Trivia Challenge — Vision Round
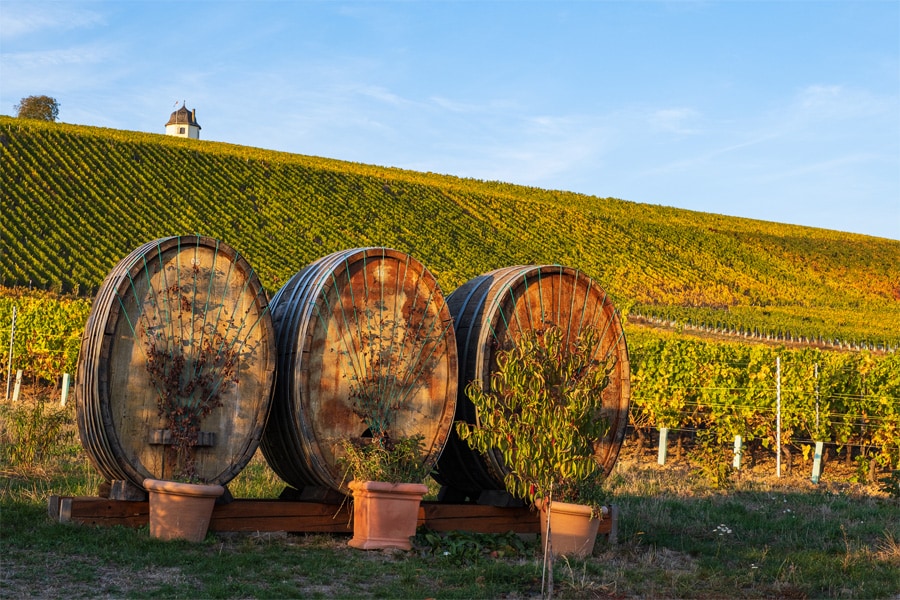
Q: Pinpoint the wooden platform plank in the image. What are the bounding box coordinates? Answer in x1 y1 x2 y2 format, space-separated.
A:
49 496 613 537
210 500 353 533
419 503 539 533
60 496 150 528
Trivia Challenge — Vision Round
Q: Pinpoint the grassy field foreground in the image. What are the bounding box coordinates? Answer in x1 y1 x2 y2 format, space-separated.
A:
1 393 899 599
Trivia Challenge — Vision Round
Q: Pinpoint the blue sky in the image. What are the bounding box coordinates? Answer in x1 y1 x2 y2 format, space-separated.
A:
2 1 898 240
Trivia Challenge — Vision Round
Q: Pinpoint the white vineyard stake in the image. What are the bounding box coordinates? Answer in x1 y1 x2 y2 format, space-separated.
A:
60 373 71 407
657 427 669 466
811 441 825 484
12 369 23 403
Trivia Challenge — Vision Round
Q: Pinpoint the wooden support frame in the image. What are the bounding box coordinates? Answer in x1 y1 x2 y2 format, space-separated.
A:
48 496 616 540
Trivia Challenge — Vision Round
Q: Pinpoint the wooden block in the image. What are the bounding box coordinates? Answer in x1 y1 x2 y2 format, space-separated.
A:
148 429 215 447
278 487 303 501
59 497 72 523
47 495 61 521
217 485 234 505
436 486 473 503
109 480 147 501
97 481 112 498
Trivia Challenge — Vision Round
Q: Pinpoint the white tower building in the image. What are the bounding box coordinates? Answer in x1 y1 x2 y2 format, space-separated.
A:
165 104 201 139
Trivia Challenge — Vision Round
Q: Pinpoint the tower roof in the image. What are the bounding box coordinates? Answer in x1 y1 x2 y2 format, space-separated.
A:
165 104 201 129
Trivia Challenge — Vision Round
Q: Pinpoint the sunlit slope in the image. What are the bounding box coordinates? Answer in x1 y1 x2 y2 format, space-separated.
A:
1 116 898 345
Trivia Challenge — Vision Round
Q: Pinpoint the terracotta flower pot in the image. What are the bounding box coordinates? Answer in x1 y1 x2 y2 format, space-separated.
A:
144 478 224 542
539 499 601 558
348 480 428 550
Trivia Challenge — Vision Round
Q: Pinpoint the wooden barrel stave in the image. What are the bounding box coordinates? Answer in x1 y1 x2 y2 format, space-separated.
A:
76 236 276 489
262 247 458 493
78 240 161 484
263 255 330 488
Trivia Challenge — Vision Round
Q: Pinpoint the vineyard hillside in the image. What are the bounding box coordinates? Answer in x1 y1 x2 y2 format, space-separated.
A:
2 116 899 347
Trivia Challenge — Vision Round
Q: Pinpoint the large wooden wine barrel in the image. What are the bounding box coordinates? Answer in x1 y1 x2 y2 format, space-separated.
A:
76 236 276 488
434 265 630 499
261 247 458 493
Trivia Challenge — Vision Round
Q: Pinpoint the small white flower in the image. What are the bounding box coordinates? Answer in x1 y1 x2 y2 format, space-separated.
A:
713 524 733 535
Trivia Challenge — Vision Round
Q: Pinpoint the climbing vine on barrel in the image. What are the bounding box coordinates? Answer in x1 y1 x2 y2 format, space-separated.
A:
137 261 255 482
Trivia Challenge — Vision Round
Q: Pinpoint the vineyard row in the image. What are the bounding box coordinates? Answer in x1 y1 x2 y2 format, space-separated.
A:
627 331 900 470
3 298 897 471
629 310 898 353
3 116 899 347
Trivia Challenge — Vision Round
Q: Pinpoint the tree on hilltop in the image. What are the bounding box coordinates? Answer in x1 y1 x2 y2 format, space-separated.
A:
15 96 59 121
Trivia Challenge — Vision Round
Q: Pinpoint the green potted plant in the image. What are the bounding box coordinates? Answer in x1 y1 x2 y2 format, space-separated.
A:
339 431 431 550
336 306 442 551
456 325 613 557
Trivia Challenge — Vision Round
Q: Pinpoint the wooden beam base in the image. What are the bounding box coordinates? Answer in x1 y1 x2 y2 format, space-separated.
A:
48 496 616 539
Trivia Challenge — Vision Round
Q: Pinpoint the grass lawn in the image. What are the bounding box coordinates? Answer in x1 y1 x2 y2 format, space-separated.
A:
2 390 899 598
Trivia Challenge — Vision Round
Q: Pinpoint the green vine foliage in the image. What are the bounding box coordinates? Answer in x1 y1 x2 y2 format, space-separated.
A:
457 325 612 508
0 291 90 382
0 395 74 468
628 330 900 469
3 115 899 349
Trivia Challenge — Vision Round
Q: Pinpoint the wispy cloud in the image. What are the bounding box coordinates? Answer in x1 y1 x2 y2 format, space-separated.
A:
1 44 113 69
794 84 886 118
648 108 702 135
354 85 410 108
0 3 103 38
640 129 782 177
430 112 611 187
0 43 123 99
429 96 479 114
756 153 884 184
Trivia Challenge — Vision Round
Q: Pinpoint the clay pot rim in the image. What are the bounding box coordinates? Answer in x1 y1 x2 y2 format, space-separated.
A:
348 480 429 494
143 478 225 498
537 498 602 518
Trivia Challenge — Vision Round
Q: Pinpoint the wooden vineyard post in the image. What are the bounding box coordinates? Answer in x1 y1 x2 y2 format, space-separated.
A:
776 356 782 478
4 305 15 401
657 427 669 466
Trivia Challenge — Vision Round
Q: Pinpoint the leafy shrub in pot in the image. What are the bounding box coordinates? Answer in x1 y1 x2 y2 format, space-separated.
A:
456 325 613 513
